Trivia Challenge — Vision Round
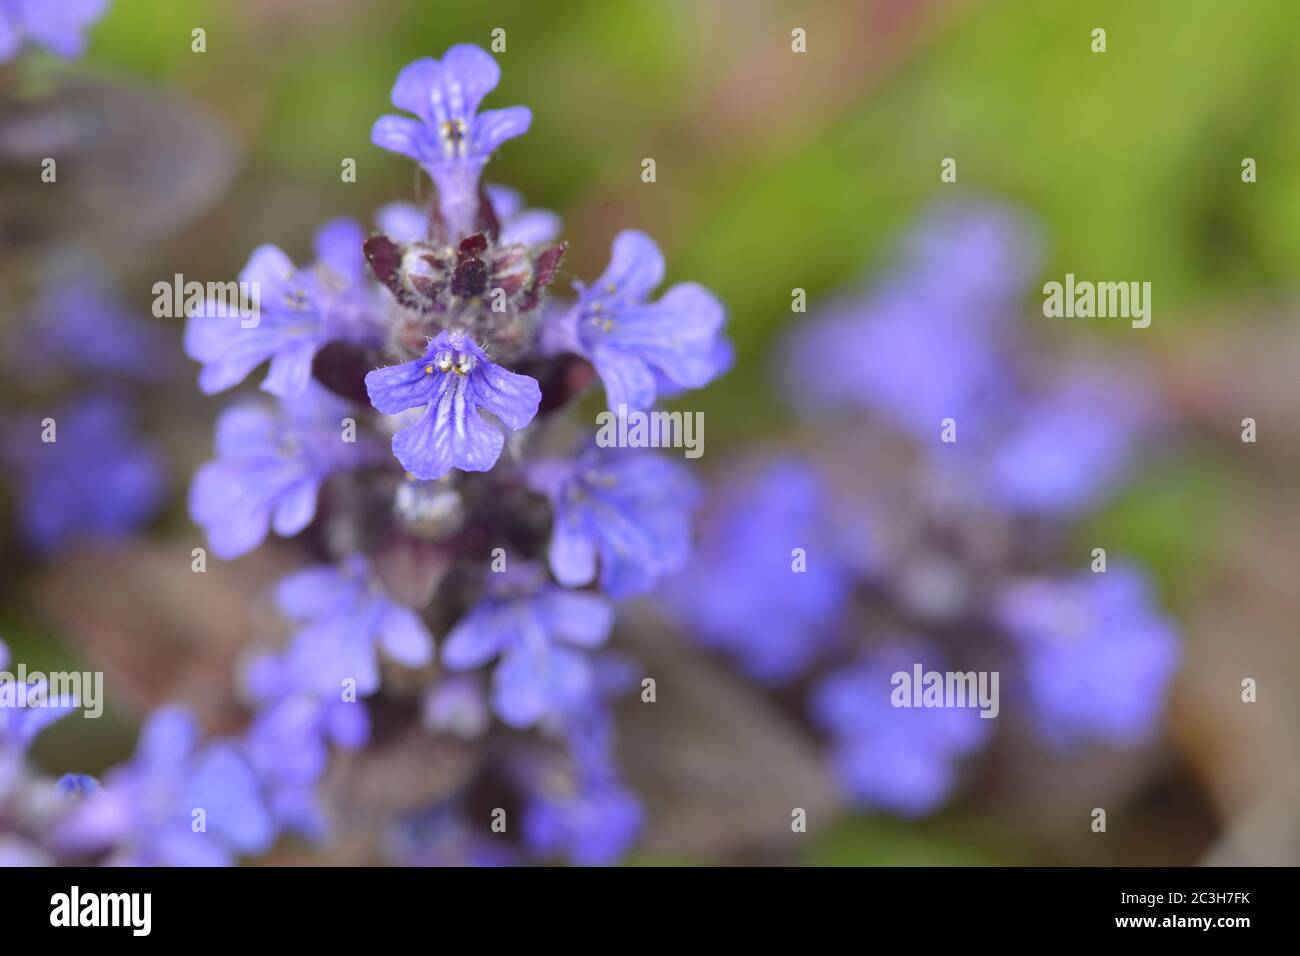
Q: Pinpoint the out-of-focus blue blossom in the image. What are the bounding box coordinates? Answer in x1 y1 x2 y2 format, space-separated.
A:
442 564 613 729
984 369 1159 516
520 653 643 865
527 446 699 597
0 0 110 62
185 219 386 398
365 329 541 479
2 393 167 556
549 230 729 412
996 565 1180 748
189 383 372 558
811 644 991 816
371 45 531 239
483 185 563 247
784 203 1039 443
241 649 369 839
521 771 644 866
664 457 854 683
59 706 274 866
276 555 434 698
10 263 174 383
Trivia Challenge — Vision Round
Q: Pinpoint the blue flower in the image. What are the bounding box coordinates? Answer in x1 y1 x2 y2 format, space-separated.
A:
365 329 541 479
185 218 386 398
441 564 613 728
811 644 991 816
664 457 854 683
522 775 644 866
189 384 372 558
2 393 167 556
984 370 1159 516
0 0 110 62
10 260 174 383
241 650 370 839
371 45 531 240
483 185 562 247
276 555 434 697
783 203 1037 443
996 565 1180 748
515 654 644 865
58 706 275 866
555 230 729 412
527 447 699 597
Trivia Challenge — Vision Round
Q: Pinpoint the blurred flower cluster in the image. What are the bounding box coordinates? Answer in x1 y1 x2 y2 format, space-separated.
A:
664 204 1181 816
6 40 732 865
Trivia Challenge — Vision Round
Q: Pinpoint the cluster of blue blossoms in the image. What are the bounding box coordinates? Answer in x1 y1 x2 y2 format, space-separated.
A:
664 204 1180 816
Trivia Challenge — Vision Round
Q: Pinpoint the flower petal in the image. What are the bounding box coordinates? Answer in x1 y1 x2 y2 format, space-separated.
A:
378 604 434 668
312 217 366 283
443 605 509 669
471 105 531 157
549 512 598 588
593 231 665 306
371 115 429 162
591 345 656 412
538 590 614 648
271 478 320 537
472 360 541 430
364 356 439 415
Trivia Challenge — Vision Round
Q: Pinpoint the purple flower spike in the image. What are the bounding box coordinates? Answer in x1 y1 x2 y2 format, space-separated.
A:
185 218 386 398
277 555 435 697
527 447 699 597
0 0 110 62
371 45 531 239
441 564 614 729
365 329 540 480
189 384 372 559
996 565 1180 749
563 230 729 412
